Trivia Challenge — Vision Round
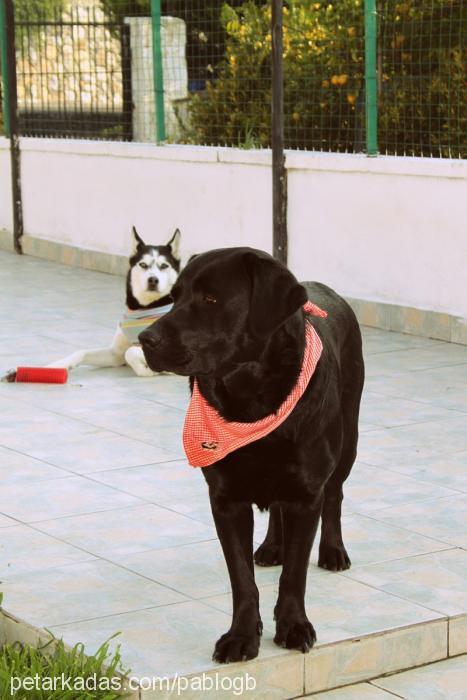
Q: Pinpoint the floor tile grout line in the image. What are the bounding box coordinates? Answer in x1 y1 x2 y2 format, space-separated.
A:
447 617 450 658
367 654 467 697
340 545 458 573
368 679 418 698
354 461 467 495
0 387 187 437
78 457 184 476
348 503 467 545
76 472 216 526
0 382 187 414
351 490 466 517
47 599 236 633
348 494 466 522
43 599 216 632
2 532 221 604
363 389 467 410
360 416 467 431
0 431 183 471
361 388 467 409
8 501 155 526
365 357 467 372
360 415 467 436
336 564 464 620
21 517 220 576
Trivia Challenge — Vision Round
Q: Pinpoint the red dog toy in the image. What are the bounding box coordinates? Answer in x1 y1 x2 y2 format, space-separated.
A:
3 367 68 384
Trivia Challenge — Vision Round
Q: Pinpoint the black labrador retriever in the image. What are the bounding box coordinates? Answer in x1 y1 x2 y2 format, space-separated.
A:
139 247 364 663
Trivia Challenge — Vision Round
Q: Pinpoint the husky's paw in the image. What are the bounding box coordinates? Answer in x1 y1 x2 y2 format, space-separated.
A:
125 346 156 377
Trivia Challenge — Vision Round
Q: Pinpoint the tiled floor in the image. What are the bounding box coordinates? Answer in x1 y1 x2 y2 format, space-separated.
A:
311 654 467 699
0 249 466 698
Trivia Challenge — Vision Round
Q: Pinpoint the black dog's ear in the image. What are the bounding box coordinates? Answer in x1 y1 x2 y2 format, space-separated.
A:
167 229 181 260
131 226 145 254
244 252 308 337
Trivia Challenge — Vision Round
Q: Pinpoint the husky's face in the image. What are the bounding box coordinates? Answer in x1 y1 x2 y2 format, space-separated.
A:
128 227 181 308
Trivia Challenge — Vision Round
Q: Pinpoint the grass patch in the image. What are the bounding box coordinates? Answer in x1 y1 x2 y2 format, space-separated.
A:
0 594 130 699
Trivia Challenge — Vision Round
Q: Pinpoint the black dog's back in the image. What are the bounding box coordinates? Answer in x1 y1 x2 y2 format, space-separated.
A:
302 281 362 354
303 279 364 442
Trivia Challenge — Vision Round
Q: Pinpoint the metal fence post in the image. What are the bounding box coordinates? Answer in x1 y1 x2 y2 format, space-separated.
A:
0 0 23 253
271 0 287 265
0 0 11 136
364 0 378 155
150 0 166 143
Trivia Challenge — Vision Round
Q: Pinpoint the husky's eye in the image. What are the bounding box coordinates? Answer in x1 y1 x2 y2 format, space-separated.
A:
203 294 217 305
139 262 148 270
159 262 169 270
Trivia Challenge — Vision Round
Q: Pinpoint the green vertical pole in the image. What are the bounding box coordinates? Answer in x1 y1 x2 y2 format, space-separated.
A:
364 0 378 155
150 0 166 143
0 0 11 136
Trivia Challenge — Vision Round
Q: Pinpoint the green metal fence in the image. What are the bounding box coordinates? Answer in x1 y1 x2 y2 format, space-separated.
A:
1 0 465 157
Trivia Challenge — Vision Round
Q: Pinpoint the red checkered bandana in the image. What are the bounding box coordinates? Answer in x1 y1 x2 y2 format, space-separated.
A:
183 301 327 467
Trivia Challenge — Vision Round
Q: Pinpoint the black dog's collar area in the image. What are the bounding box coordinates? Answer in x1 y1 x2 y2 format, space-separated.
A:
183 302 327 468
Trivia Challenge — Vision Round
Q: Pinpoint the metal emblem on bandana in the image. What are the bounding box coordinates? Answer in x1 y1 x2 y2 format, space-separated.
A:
201 441 219 450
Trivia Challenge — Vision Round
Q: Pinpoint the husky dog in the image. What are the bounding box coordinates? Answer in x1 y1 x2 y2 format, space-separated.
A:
48 227 181 377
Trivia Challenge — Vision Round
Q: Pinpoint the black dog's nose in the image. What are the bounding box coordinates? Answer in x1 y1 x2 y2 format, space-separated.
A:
147 277 158 289
139 330 161 348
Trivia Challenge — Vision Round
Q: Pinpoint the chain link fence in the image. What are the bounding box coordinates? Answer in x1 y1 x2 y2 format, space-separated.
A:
1 0 465 157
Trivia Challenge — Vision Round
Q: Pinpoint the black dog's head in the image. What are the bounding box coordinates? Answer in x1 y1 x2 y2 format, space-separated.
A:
139 247 307 377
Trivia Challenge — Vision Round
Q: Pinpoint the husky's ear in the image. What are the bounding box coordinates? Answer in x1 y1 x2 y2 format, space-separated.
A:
244 251 307 338
167 229 181 260
131 226 145 254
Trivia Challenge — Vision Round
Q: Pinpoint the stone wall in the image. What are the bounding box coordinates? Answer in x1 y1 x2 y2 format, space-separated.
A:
15 1 188 141
16 3 123 113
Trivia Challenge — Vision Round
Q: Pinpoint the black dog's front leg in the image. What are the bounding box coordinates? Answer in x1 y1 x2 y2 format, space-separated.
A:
210 497 262 663
274 495 323 652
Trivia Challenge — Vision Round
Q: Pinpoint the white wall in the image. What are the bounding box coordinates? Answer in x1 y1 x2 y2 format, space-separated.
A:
0 137 12 232
7 137 467 319
19 138 272 262
287 152 467 318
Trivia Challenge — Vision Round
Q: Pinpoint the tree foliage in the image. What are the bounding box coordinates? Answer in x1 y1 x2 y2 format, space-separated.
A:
181 0 466 156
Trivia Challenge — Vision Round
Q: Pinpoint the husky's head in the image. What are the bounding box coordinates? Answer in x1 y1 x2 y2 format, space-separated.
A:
127 227 181 309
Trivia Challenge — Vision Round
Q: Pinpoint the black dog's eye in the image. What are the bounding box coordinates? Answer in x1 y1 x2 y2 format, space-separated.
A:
139 262 148 270
159 263 169 270
204 294 217 304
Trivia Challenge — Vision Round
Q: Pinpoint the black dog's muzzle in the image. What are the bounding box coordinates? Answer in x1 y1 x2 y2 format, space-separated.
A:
139 326 192 373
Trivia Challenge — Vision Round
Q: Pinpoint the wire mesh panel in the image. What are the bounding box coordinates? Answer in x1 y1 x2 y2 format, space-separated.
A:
183 1 366 152
13 0 147 140
378 0 466 158
3 0 466 156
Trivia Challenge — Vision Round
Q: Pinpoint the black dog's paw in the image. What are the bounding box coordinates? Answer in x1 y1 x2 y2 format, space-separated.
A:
318 542 351 571
274 618 316 653
254 542 283 567
212 627 262 663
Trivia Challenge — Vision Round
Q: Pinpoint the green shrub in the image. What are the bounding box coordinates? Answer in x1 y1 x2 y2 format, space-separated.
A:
378 0 466 157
